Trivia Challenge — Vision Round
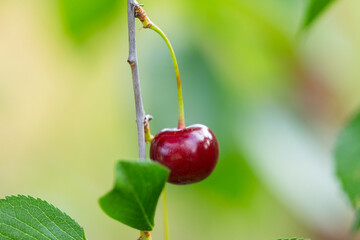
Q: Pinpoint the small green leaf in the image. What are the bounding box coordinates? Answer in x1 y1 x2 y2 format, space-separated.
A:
59 0 121 42
0 195 86 240
335 111 360 230
99 160 169 231
303 0 336 28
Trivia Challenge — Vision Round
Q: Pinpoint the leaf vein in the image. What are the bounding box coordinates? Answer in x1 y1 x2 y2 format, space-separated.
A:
0 229 12 240
30 204 77 240
18 204 57 240
0 222 37 240
0 207 52 240
124 169 153 229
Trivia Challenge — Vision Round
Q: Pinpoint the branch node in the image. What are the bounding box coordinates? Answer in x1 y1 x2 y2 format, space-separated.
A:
144 114 154 143
127 59 135 68
134 5 153 28
144 114 153 125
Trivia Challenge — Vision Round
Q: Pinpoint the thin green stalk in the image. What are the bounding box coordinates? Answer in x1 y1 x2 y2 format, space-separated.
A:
149 24 185 129
134 6 185 129
162 187 170 240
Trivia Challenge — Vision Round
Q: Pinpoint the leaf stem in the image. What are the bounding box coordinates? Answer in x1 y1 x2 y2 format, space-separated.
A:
162 187 170 240
139 231 152 240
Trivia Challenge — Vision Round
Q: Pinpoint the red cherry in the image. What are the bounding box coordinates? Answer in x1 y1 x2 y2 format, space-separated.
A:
150 124 219 185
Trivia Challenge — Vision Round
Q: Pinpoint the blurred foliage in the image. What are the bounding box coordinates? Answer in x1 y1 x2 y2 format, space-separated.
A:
197 151 257 205
59 0 122 42
183 0 297 101
335 111 360 231
277 239 310 240
303 0 336 28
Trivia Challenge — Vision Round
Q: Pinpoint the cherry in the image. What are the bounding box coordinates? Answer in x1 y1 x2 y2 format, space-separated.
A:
150 124 219 185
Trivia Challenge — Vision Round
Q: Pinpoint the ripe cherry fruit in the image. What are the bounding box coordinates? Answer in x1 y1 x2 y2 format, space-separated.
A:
150 124 219 185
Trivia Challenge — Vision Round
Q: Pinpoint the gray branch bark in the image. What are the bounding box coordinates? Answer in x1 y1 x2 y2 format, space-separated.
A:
127 0 146 160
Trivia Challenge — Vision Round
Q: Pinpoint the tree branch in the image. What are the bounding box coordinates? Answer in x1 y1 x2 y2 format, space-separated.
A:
127 0 146 160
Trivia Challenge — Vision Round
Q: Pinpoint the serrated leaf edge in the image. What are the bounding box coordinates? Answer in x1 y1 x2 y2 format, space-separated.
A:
0 195 85 240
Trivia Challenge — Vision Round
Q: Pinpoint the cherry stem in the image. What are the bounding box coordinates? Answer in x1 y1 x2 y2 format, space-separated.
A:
134 5 185 129
149 24 185 129
162 187 170 240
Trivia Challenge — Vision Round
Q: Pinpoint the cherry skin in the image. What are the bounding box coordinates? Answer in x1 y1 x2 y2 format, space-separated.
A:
150 124 219 185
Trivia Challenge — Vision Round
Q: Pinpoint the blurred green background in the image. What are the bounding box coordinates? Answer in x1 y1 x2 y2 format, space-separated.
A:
1 0 360 239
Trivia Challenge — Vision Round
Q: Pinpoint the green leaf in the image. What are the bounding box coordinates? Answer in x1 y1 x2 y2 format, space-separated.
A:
99 160 169 231
59 0 121 42
303 0 336 28
335 111 360 230
0 195 86 240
